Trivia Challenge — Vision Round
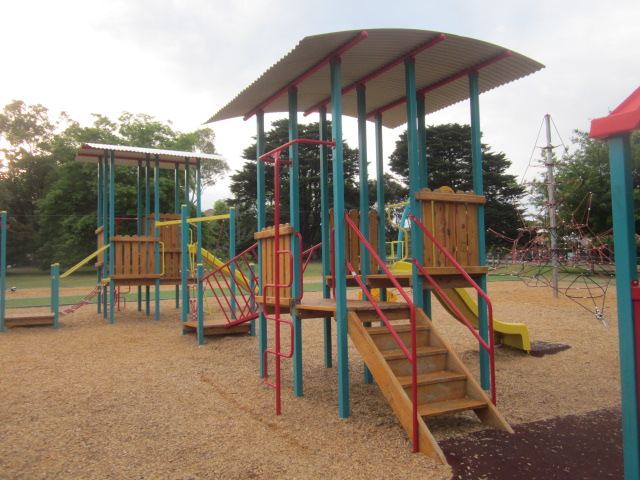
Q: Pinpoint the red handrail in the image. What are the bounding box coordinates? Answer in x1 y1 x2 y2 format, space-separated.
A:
258 138 336 415
410 213 496 405
343 212 420 453
199 243 259 326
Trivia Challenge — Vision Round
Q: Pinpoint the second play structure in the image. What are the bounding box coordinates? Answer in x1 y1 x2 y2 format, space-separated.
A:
206 29 543 462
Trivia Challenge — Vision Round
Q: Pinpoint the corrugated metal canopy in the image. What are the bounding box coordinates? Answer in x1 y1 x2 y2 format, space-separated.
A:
75 143 225 169
206 28 544 129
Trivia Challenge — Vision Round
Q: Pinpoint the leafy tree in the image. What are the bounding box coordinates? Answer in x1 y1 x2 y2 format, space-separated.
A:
388 123 526 249
542 129 640 235
229 119 360 250
0 101 227 268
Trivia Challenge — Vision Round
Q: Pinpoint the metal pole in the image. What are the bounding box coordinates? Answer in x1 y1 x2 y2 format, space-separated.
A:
197 263 204 345
256 110 267 378
608 133 640 480
405 57 424 310
375 113 387 303
181 204 190 331
289 87 304 397
51 263 59 329
545 114 559 297
154 154 161 321
319 107 332 368
0 211 6 332
331 56 350 418
469 72 490 390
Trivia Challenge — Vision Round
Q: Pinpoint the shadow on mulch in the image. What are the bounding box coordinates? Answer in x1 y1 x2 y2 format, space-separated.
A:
440 407 623 480
528 340 571 357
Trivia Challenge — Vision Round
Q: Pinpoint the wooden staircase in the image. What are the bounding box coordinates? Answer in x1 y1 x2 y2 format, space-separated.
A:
347 306 513 464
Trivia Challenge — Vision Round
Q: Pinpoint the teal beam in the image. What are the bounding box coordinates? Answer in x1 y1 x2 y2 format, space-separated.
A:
109 150 116 325
405 58 424 310
154 154 161 321
289 86 304 397
51 263 59 329
469 72 490 390
608 133 640 480
181 204 190 331
196 158 203 267
145 156 151 316
184 158 190 206
97 158 103 314
331 56 350 418
174 163 180 309
374 114 387 304
417 94 431 317
102 153 109 318
0 211 6 332
138 161 143 312
197 263 205 345
229 207 237 318
256 110 268 378
319 107 332 368
357 84 373 385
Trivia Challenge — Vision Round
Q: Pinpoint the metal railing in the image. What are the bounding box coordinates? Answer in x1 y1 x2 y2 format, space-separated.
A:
410 213 496 404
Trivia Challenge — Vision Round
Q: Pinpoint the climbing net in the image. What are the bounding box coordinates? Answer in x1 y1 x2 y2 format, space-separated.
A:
489 194 615 324
59 281 109 316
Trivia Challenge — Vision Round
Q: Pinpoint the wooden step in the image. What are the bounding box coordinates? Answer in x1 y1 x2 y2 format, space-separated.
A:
418 397 487 419
396 370 466 388
382 346 448 376
183 321 251 336
5 314 55 328
367 323 430 351
398 371 468 404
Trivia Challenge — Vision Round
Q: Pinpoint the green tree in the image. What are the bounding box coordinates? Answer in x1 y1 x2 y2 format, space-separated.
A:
1 101 228 268
0 101 61 264
543 129 640 235
229 119 360 250
388 123 525 249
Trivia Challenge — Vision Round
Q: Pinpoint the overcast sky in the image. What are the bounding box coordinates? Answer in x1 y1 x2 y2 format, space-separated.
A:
1 0 638 208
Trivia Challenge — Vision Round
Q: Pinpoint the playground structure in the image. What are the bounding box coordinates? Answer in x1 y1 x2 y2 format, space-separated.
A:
1 145 252 340
488 209 615 324
206 28 544 462
589 86 640 479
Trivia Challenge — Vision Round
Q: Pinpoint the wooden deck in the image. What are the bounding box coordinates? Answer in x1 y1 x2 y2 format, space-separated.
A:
259 298 412 321
182 321 251 336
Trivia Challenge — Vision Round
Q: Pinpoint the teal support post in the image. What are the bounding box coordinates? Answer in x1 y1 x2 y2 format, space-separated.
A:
0 211 6 332
417 95 431 317
331 56 350 418
405 58 424 310
154 154 161 321
256 110 268 378
184 158 190 207
608 134 640 480
357 84 373 385
229 207 237 318
137 161 143 312
97 158 103 314
145 156 151 316
197 263 205 345
319 107 332 368
249 263 256 336
108 150 116 325
51 263 59 329
375 114 387 304
181 204 190 332
102 153 109 318
289 86 304 397
196 158 203 265
174 163 181 309
469 72 490 390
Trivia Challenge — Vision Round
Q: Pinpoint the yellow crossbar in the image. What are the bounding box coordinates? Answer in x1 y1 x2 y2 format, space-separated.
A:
61 244 110 278
155 213 230 227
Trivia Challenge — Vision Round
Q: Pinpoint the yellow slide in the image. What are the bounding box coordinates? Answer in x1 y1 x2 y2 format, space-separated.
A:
190 246 253 293
389 261 530 352
433 288 531 352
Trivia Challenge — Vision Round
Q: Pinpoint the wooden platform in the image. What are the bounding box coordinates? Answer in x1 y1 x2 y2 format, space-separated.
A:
259 298 412 321
4 314 55 328
182 321 251 336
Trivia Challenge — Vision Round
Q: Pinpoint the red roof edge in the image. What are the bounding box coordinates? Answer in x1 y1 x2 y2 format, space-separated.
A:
590 86 640 140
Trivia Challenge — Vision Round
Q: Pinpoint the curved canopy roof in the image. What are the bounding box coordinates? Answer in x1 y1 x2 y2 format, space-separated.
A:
206 28 544 129
75 143 225 169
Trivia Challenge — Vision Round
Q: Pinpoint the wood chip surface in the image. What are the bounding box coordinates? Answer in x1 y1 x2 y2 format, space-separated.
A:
0 282 621 479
